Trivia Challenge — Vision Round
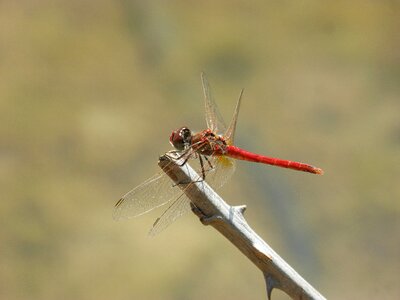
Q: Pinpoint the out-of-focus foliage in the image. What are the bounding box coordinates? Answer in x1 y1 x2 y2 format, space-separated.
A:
1 1 399 299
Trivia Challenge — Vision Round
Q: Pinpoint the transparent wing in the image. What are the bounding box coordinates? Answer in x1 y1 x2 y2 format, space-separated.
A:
201 72 227 134
206 154 236 189
224 89 244 145
113 172 182 221
147 154 235 236
176 151 236 190
148 193 192 236
147 161 203 236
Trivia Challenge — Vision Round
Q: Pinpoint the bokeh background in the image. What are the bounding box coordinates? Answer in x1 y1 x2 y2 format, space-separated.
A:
1 1 399 299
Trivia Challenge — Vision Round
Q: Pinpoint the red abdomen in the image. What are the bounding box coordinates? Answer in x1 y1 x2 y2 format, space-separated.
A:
225 145 323 175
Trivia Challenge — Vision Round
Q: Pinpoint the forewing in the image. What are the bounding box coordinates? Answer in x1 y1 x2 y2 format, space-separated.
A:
224 89 244 145
113 173 182 220
201 72 226 134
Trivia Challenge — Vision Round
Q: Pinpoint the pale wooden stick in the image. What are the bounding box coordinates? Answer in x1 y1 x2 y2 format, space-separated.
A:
158 153 326 300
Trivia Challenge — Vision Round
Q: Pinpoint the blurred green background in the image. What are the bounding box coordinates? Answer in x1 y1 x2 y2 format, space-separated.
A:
1 1 399 299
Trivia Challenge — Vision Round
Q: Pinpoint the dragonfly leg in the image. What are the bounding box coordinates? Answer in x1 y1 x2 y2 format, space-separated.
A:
166 149 191 164
199 155 206 180
203 155 214 170
178 139 211 165
169 140 211 168
193 153 215 182
170 156 208 188
175 147 201 167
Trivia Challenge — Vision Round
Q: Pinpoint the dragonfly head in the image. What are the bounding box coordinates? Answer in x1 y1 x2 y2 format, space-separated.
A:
169 127 192 151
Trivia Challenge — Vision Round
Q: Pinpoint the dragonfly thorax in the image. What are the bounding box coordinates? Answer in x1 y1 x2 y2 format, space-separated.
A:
169 127 192 150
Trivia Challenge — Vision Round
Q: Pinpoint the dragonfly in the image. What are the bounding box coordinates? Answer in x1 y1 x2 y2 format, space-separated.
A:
114 73 323 235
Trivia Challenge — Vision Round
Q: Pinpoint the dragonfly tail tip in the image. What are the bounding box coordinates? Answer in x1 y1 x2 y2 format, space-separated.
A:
314 168 324 175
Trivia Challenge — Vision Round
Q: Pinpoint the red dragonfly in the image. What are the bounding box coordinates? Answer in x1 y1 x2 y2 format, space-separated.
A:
114 73 323 235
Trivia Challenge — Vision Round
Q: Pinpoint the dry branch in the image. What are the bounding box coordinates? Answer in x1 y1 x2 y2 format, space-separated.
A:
158 153 326 300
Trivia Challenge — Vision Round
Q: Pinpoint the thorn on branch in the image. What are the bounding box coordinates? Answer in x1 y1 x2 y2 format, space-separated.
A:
265 273 280 300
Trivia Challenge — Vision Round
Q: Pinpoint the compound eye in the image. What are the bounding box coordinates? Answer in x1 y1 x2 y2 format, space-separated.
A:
169 127 192 150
